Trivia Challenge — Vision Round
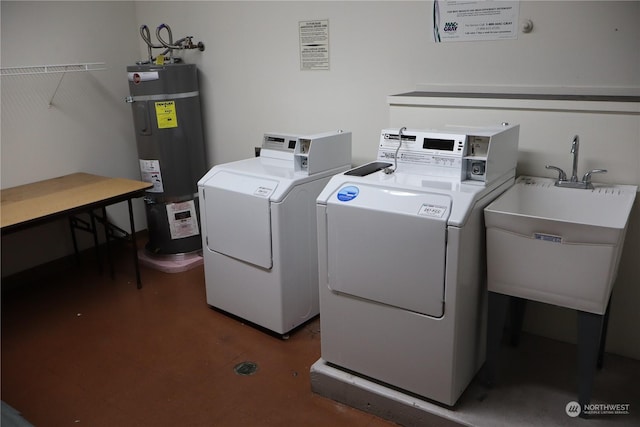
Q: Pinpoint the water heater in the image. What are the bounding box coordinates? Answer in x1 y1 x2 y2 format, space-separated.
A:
126 62 206 255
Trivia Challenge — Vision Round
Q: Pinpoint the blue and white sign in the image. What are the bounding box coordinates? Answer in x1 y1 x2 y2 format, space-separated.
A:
337 186 359 202
433 0 520 43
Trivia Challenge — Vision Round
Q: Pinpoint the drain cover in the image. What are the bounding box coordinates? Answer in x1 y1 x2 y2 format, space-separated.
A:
234 361 258 376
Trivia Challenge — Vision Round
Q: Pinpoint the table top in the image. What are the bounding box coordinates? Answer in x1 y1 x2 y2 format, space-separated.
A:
1 172 152 231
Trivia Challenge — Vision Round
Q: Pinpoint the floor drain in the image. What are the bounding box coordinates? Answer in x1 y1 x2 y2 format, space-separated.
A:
234 361 258 376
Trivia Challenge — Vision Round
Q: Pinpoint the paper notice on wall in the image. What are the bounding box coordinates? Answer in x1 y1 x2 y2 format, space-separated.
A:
433 0 519 42
299 19 330 70
166 200 200 240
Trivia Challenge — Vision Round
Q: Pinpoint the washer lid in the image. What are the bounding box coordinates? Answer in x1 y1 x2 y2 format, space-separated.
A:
326 184 450 317
201 170 277 269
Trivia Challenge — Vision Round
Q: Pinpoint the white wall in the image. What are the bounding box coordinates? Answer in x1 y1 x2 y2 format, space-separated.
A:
132 0 639 169
1 1 143 276
2 1 639 357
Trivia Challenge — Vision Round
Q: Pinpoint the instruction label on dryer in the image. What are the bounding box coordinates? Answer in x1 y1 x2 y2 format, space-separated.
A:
418 204 448 218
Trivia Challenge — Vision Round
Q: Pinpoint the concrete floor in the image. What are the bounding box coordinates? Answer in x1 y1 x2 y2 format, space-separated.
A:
2 243 638 426
311 333 640 426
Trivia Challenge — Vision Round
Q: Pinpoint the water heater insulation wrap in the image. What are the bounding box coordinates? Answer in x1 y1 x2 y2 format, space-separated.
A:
127 63 206 254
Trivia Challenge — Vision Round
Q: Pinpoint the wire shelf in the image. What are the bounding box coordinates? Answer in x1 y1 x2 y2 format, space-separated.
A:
0 63 106 76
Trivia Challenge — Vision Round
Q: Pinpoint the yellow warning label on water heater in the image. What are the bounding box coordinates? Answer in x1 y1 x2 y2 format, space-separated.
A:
155 101 178 129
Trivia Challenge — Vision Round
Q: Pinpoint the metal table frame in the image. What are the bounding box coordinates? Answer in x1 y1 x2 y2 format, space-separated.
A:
1 173 152 288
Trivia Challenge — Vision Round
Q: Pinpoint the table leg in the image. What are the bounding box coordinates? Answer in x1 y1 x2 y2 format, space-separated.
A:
68 217 80 265
89 211 102 275
128 199 142 289
101 206 115 279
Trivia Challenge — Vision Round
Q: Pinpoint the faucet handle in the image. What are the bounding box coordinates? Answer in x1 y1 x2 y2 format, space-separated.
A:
545 165 567 181
582 169 607 184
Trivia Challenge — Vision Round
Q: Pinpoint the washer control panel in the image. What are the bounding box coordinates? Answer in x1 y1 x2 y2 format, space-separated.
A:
375 125 519 184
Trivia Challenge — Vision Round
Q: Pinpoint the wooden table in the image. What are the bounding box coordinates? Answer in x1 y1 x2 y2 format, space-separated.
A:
1 173 153 288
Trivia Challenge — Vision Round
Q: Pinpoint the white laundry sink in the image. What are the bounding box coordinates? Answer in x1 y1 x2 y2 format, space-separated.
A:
485 176 637 314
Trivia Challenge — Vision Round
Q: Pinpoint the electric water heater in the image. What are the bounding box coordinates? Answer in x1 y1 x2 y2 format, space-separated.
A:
126 63 206 255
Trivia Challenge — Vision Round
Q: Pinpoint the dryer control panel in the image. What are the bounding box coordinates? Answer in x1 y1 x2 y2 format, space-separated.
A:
262 133 300 151
292 130 352 176
259 130 352 176
377 124 519 184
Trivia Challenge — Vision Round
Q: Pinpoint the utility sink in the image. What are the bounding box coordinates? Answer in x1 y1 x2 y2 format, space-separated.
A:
485 176 637 314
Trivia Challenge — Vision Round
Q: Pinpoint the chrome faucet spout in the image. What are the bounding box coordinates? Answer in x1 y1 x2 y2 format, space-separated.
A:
570 135 579 182
547 134 607 189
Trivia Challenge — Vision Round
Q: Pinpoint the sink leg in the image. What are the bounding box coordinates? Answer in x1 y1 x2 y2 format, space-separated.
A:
483 291 510 387
597 298 611 370
509 297 527 347
577 310 603 417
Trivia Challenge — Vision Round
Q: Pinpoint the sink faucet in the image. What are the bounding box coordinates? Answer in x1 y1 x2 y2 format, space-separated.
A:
570 135 579 182
545 134 607 189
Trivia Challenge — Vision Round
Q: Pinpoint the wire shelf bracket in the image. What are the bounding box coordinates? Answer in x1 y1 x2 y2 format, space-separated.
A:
0 62 106 108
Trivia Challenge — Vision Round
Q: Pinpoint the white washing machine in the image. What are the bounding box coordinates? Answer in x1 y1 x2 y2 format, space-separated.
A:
313 124 519 406
198 130 351 336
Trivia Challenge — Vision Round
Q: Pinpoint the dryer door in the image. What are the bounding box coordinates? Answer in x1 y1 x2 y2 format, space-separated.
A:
202 170 277 269
326 183 451 317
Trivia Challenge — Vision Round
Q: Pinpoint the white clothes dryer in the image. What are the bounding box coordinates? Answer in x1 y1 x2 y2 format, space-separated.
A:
198 131 351 336
313 124 518 405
